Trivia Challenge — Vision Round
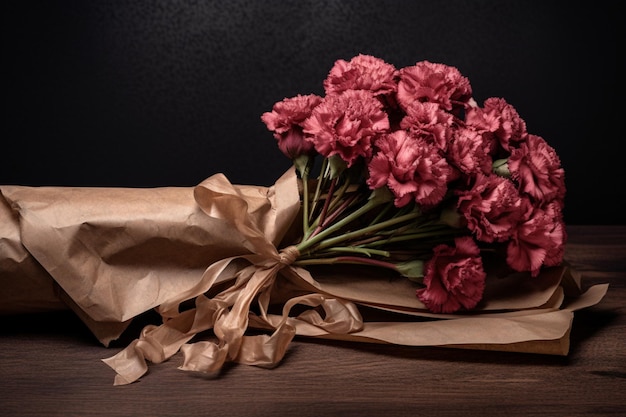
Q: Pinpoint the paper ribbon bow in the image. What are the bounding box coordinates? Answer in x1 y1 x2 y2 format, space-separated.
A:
102 168 363 385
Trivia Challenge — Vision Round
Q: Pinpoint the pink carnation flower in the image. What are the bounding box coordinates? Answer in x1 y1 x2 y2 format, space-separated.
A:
367 130 453 208
507 134 566 205
466 97 527 152
446 127 492 177
399 101 455 151
323 54 398 97
506 200 566 276
416 236 486 313
396 61 472 114
261 94 323 159
303 90 390 167
457 174 523 243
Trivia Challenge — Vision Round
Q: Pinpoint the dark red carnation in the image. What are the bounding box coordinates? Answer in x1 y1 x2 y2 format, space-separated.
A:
466 98 528 152
446 127 492 177
508 134 566 205
416 236 486 313
456 174 524 243
506 200 566 276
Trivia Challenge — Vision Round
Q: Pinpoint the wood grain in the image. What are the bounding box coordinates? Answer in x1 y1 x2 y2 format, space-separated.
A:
1 225 624 417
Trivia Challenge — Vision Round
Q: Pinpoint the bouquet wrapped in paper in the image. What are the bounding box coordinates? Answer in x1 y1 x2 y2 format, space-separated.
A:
0 55 608 386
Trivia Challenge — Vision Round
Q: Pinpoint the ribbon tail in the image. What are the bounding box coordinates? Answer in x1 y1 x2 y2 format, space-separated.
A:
102 292 229 385
235 323 296 367
101 309 197 386
177 262 284 374
101 339 148 386
178 321 296 373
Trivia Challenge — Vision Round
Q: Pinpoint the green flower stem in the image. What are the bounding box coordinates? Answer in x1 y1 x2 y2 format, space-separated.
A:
296 197 389 254
314 246 391 258
301 168 310 235
325 176 353 216
294 255 400 272
316 211 423 251
315 177 337 233
307 177 359 237
365 227 465 247
311 192 361 238
308 157 329 225
300 209 422 255
370 201 394 226
374 221 443 237
343 234 387 247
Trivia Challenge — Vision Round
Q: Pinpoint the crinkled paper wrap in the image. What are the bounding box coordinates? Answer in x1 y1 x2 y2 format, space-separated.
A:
0 168 608 385
0 170 299 345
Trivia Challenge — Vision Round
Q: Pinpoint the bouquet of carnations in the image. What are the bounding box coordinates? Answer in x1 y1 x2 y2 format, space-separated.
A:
260 54 567 313
0 55 608 386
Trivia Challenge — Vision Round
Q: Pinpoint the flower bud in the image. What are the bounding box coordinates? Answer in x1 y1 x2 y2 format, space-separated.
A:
492 158 510 178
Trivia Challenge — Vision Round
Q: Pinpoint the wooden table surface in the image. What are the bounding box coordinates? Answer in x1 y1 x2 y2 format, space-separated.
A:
1 225 624 417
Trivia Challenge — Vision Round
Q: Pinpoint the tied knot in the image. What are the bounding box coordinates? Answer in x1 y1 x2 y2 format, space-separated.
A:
278 246 300 266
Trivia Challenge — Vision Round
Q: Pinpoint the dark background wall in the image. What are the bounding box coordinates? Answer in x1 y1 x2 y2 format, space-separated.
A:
2 1 622 224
